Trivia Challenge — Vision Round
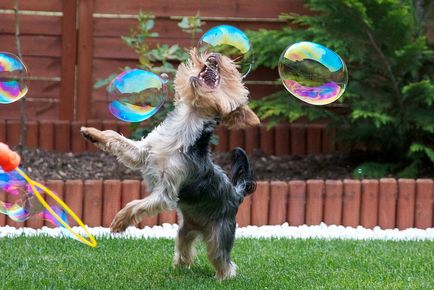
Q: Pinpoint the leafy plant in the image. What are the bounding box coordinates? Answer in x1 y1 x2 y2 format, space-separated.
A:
95 12 204 139
248 0 434 177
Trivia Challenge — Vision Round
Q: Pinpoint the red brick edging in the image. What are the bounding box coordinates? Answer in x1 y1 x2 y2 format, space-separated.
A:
1 178 432 230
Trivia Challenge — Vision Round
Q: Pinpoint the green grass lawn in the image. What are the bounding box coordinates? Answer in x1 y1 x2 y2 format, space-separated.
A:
0 237 433 289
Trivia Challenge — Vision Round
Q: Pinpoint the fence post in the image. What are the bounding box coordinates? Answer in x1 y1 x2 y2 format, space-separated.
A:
269 181 288 225
287 180 306 226
396 179 415 230
324 180 343 225
305 180 324 225
59 0 78 120
360 180 379 228
415 179 433 229
378 178 397 229
76 0 94 121
251 181 270 226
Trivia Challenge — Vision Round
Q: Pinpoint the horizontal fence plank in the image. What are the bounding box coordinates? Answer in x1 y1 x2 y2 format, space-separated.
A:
0 35 61 57
20 55 61 78
93 0 305 18
93 17 285 38
0 0 63 11
0 101 59 120
1 14 62 35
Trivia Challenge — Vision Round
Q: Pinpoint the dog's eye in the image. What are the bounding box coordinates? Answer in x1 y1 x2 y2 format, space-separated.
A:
198 25 253 78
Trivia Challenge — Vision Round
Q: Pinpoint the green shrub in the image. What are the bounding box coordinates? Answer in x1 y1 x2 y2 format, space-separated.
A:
248 0 433 177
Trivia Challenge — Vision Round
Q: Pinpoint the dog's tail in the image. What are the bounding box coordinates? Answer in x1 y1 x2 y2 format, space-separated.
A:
231 147 256 196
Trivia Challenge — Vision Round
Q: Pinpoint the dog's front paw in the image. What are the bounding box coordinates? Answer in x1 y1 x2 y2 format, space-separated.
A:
81 127 120 151
110 209 133 233
81 126 107 144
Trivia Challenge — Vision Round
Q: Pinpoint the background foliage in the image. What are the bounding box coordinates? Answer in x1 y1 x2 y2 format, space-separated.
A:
248 0 433 177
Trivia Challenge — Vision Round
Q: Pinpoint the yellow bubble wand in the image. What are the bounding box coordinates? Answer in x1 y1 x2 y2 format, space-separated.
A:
0 143 97 247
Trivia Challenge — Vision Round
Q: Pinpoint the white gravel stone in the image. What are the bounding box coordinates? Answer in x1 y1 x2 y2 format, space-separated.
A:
1 223 434 241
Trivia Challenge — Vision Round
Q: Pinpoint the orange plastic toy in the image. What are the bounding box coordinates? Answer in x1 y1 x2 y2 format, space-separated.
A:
0 143 20 172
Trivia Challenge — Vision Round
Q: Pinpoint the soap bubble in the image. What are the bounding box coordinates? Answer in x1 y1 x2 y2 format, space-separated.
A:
0 52 29 104
199 25 253 77
107 69 167 122
278 42 348 105
0 168 68 226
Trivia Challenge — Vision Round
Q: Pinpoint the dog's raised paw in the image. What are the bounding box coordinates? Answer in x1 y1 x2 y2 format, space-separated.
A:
80 128 98 143
80 127 109 145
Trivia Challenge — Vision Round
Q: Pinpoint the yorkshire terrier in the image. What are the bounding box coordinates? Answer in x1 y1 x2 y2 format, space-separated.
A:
81 49 260 280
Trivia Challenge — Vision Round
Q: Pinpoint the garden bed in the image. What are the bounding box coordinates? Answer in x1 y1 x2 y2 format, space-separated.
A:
18 148 434 181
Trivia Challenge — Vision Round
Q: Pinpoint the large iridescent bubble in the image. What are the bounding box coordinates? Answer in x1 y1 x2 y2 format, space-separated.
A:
198 25 253 77
0 52 29 104
0 168 67 226
278 42 348 105
107 69 166 122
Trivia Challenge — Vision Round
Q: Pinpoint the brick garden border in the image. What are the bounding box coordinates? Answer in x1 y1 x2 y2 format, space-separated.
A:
0 120 339 156
1 178 432 230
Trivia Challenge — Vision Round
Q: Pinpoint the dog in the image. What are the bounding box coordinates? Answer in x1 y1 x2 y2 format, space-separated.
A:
81 49 260 280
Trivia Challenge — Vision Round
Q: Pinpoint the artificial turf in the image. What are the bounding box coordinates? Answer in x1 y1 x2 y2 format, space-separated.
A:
0 237 433 289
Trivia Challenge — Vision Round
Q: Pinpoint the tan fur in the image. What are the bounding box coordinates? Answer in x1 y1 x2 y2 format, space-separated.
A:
222 104 260 130
174 49 260 128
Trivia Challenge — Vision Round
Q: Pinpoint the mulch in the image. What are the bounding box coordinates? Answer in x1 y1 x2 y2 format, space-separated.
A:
16 148 433 181
17 148 355 181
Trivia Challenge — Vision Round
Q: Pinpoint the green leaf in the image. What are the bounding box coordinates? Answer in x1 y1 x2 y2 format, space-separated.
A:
351 110 394 127
409 143 434 164
397 161 419 179
352 162 394 179
93 73 117 89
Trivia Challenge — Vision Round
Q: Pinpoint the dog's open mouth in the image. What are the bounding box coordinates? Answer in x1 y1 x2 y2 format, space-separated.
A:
197 55 220 89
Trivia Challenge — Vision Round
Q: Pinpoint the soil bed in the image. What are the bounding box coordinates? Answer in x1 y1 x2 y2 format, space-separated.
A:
18 148 433 181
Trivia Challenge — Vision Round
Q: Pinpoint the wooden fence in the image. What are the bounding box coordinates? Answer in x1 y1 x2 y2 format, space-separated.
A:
1 178 433 230
0 120 340 155
0 0 310 121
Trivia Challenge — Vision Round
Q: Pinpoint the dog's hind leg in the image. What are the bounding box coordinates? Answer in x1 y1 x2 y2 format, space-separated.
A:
80 127 147 170
110 192 169 232
205 219 238 280
173 222 199 268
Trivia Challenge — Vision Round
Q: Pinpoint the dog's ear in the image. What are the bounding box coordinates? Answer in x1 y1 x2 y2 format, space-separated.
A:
222 104 260 129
